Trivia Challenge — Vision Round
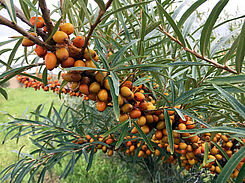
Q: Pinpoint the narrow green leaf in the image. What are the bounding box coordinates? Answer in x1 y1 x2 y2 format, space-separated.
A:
213 84 245 120
7 38 23 67
0 87 8 100
203 142 209 165
164 109 174 154
86 147 94 172
115 123 128 149
42 68 47 86
175 88 202 105
94 0 105 11
65 66 107 72
5 0 17 23
19 0 30 20
178 0 207 28
235 21 245 73
200 0 229 56
208 75 245 84
45 18 62 43
102 120 129 137
174 108 185 121
111 40 138 67
22 0 38 13
58 80 68 99
108 76 120 120
156 1 186 47
102 1 153 20
216 145 245 183
132 121 154 152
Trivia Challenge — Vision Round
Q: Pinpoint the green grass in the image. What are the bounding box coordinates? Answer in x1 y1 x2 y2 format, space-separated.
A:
0 88 134 183
0 88 61 174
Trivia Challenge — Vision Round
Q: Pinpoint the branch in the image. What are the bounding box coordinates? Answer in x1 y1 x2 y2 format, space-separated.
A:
0 15 55 51
81 0 114 55
0 0 47 40
158 26 238 74
39 0 54 35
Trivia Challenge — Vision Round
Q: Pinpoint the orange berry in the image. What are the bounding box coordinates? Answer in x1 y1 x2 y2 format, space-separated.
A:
137 116 146 126
74 60 85 67
60 23 74 35
119 114 129 123
73 36 85 48
34 45 47 57
79 84 89 95
53 31 68 43
186 120 195 129
134 92 145 101
179 142 187 150
61 57 75 68
89 82 100 93
30 16 44 28
45 52 57 71
121 103 133 113
98 89 108 101
178 123 186 130
155 130 163 140
96 101 107 112
129 109 141 119
55 47 69 61
141 125 150 134
120 86 132 98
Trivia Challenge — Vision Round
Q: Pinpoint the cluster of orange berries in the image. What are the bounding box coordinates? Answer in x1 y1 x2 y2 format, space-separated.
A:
20 17 245 180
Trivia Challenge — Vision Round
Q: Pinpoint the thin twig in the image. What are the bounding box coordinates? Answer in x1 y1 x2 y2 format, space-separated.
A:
39 0 54 35
0 15 55 51
158 26 238 74
81 0 114 55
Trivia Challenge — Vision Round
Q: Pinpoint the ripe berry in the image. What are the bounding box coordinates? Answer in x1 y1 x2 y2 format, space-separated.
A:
60 23 74 35
45 52 57 71
53 31 68 43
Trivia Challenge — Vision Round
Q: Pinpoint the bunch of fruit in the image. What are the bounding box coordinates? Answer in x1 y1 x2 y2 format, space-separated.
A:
16 74 245 179
19 17 245 181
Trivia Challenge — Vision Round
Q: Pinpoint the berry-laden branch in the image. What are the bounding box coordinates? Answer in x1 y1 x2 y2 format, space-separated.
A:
39 0 54 35
0 0 47 40
81 0 114 55
0 15 55 51
158 26 238 75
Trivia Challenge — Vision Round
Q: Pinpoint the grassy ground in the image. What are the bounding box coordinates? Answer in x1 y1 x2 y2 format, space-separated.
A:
0 88 61 174
0 88 134 183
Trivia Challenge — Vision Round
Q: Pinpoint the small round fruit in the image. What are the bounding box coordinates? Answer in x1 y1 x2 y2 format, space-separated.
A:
53 31 68 43
89 82 100 93
178 123 186 130
45 53 57 71
96 101 107 112
62 72 82 82
79 84 89 95
56 47 69 61
129 109 141 119
22 32 37 47
141 125 150 134
85 60 96 68
30 16 44 28
139 101 148 111
83 49 96 60
155 130 163 140
34 45 47 57
120 86 132 97
95 72 107 82
74 60 85 67
138 116 146 126
146 114 154 123
118 94 124 106
179 142 187 150
61 57 75 68
156 121 165 130
121 103 133 113
88 93 97 101
119 114 129 123
98 89 108 101
60 23 74 35
134 92 145 102
104 79 110 90
73 36 85 48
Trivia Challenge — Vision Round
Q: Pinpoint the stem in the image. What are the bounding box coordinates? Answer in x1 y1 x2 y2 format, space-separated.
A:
81 0 114 55
158 26 238 74
39 0 54 35
0 15 55 51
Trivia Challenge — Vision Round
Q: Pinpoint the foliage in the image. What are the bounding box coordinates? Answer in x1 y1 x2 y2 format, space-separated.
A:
0 0 244 182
